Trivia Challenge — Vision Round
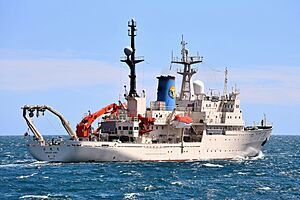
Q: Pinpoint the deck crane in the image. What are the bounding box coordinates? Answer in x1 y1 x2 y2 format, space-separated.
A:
76 103 122 138
137 114 155 135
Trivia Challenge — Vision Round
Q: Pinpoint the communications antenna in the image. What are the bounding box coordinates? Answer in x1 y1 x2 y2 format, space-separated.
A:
223 67 228 97
171 35 203 100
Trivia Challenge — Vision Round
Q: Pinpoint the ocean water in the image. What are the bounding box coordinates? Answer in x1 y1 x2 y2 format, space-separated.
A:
0 135 299 200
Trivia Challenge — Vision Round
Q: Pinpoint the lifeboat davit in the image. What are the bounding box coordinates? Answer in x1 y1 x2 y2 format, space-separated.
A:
171 114 193 128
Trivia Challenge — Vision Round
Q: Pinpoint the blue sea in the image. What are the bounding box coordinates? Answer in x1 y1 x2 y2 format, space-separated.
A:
0 135 299 200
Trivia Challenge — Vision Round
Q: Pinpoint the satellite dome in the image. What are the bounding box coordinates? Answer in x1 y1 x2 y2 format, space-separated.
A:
193 80 205 95
124 46 133 56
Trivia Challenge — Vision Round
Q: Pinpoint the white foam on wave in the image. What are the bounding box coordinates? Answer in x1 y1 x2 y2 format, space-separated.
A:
32 161 48 164
122 170 142 177
255 172 266 176
0 160 49 169
203 163 224 168
0 163 19 168
237 172 248 175
144 185 155 191
124 192 140 199
252 151 265 160
170 181 183 186
15 159 35 164
232 155 246 161
233 151 265 161
19 194 48 199
259 186 271 190
26 161 63 168
17 172 38 179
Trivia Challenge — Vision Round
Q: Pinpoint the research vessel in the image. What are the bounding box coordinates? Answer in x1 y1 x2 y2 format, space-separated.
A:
23 19 272 162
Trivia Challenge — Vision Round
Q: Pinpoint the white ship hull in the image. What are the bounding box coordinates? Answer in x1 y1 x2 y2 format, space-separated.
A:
26 129 271 162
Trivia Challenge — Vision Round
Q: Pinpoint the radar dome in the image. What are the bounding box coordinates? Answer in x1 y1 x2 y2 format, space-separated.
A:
193 80 205 95
124 46 133 56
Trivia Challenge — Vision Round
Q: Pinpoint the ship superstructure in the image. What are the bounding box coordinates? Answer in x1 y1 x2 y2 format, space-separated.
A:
23 19 272 162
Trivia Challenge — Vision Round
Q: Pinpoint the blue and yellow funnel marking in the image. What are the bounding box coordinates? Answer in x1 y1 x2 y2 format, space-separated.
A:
168 85 176 99
157 76 176 111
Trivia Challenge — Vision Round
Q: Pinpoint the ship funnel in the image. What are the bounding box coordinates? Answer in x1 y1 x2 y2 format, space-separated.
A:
157 76 176 111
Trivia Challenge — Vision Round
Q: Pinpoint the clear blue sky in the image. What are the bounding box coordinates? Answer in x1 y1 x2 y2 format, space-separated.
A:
1 0 299 135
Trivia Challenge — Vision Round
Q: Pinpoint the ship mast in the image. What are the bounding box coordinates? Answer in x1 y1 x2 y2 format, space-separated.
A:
121 19 144 97
223 67 228 97
172 36 202 101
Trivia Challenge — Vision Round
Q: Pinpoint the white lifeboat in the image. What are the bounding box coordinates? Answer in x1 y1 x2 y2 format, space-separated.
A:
171 114 193 128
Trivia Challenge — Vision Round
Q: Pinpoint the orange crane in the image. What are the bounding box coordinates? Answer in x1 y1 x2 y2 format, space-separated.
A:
138 114 155 135
76 103 121 138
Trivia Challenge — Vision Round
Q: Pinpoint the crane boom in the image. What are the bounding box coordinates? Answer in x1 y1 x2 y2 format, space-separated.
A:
76 103 121 138
137 114 155 135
